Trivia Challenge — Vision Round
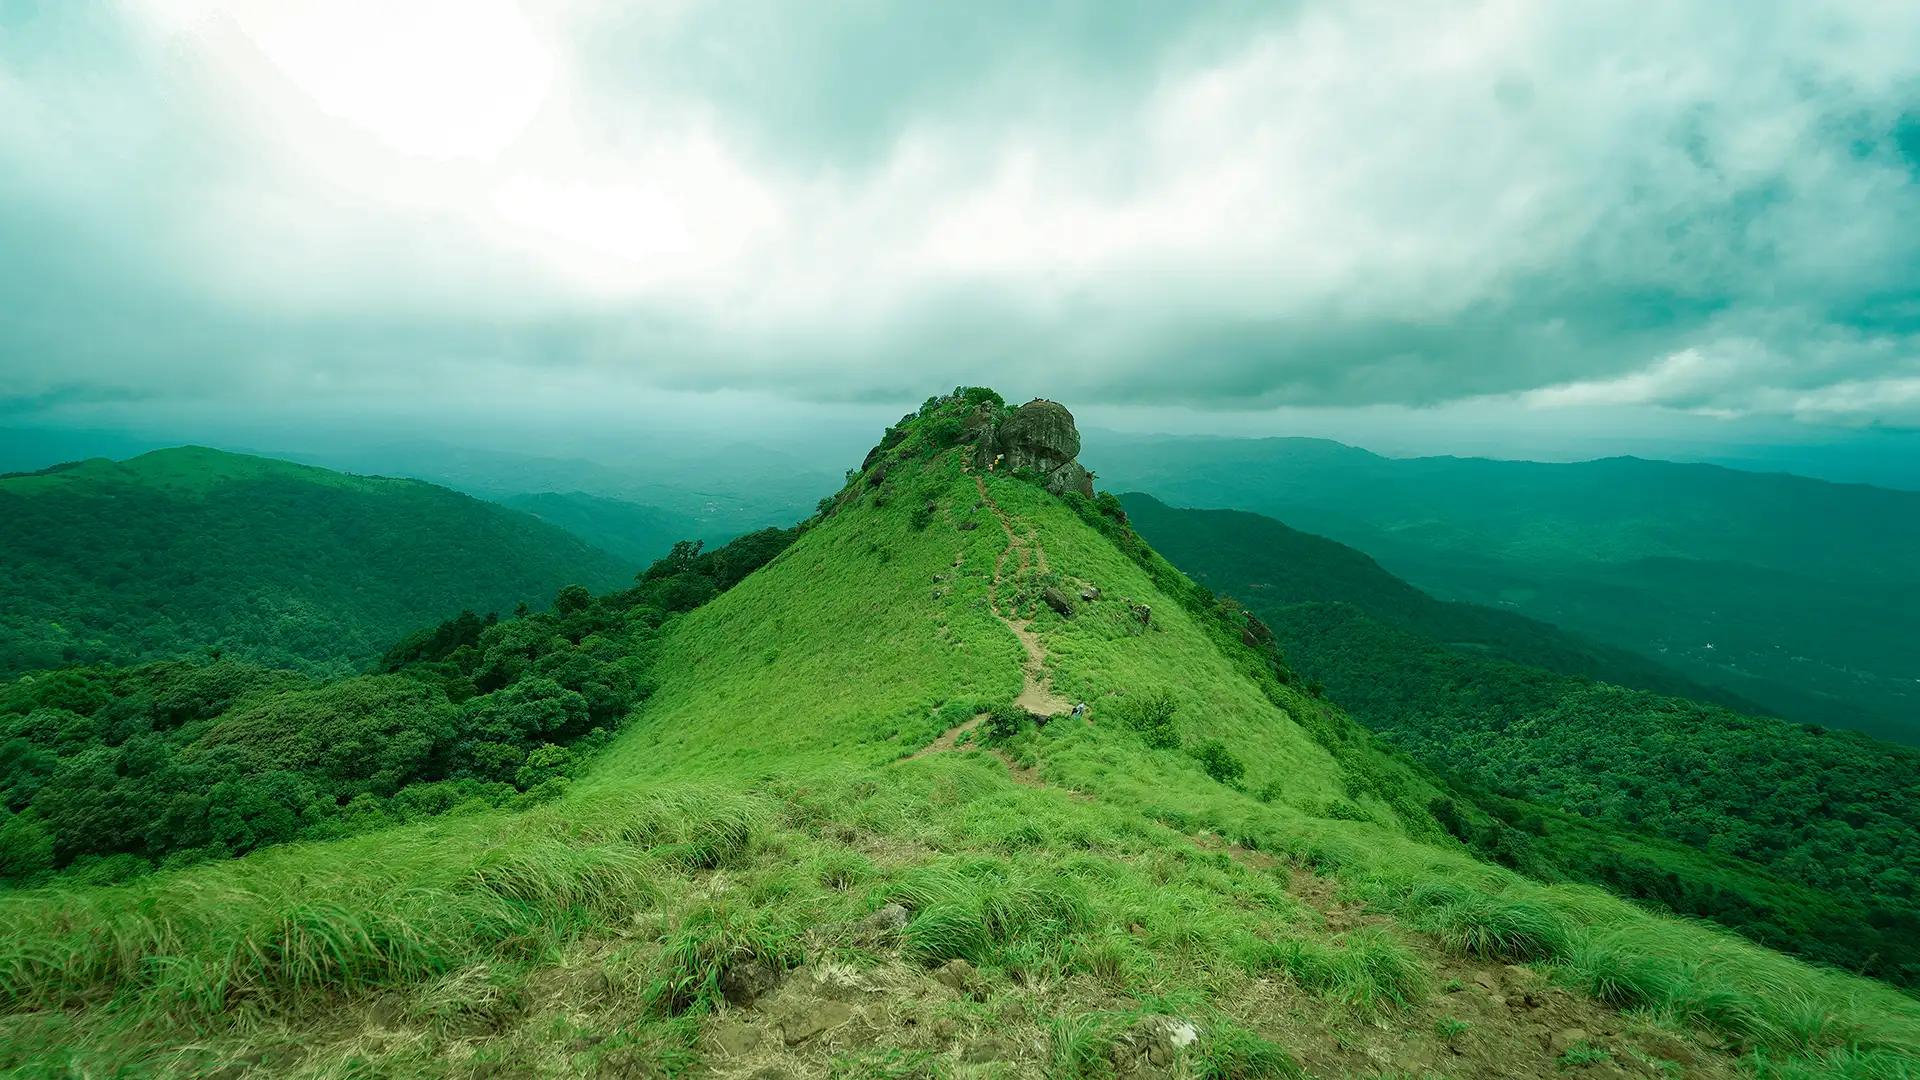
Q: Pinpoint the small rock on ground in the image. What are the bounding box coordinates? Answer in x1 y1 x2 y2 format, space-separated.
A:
778 1001 855 1046
719 959 780 1007
1550 1028 1593 1056
855 903 911 943
933 958 976 992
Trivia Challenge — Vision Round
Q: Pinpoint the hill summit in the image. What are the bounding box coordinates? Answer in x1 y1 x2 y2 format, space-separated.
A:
2 389 1915 1078
972 398 1096 498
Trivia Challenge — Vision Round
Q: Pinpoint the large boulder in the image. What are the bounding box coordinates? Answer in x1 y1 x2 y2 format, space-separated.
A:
975 399 1096 498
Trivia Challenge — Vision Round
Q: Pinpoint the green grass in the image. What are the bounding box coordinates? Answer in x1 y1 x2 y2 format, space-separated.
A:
0 403 1915 1077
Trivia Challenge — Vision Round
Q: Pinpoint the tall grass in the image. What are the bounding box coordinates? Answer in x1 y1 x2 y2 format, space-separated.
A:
1264 819 1920 1066
0 787 760 1024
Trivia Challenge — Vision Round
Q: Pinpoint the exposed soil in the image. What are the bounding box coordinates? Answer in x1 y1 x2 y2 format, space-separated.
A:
904 714 984 761
973 474 1071 718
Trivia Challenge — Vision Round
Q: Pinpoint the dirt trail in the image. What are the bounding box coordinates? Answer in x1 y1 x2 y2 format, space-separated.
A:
886 478 1737 1079
909 472 1072 763
904 714 983 760
973 474 1071 717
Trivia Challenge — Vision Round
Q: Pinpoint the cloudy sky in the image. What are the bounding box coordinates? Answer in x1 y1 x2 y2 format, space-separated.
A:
3 0 1919 464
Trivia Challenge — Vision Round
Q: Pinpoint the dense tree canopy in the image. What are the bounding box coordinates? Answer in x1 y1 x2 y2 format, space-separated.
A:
0 524 798 886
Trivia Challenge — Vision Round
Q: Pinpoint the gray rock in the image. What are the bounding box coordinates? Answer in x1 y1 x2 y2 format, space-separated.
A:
1129 603 1152 626
964 1038 1017 1063
1043 586 1076 617
1080 585 1101 601
719 959 780 1007
933 958 976 992
1107 1015 1199 1076
1550 1028 1592 1056
855 902 911 943
713 1020 766 1057
973 399 1097 498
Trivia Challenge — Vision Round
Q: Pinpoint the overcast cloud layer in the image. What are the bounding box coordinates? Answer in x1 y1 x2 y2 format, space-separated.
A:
3 0 1919 435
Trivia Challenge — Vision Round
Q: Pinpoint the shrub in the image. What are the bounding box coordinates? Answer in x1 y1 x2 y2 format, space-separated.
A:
1120 692 1182 750
986 703 1030 741
1190 739 1246 787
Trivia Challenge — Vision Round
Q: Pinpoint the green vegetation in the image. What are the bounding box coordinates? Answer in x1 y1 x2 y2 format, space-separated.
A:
0 526 794 886
0 447 632 677
1120 493 1763 712
1093 434 1920 743
0 392 1913 1077
1124 494 1920 986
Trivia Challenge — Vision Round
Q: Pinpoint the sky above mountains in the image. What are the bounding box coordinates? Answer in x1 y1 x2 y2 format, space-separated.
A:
3 1 1919 464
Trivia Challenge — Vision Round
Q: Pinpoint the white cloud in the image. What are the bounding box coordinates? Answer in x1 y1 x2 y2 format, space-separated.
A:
1 0 1916 426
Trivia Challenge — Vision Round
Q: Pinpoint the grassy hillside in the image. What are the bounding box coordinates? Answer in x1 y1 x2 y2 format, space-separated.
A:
500 490 708 568
0 394 1914 1078
1119 494 1920 986
0 447 632 677
1088 434 1920 744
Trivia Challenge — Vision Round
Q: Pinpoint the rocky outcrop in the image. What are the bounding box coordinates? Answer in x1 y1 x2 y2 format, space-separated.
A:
973 399 1096 498
1042 586 1077 618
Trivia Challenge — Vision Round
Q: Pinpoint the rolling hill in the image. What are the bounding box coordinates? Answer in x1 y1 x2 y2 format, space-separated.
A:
1088 434 1920 744
1118 494 1760 710
0 447 633 676
0 394 1913 1078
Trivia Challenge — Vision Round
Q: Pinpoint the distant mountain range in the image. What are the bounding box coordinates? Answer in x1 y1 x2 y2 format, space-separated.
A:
1091 433 1920 743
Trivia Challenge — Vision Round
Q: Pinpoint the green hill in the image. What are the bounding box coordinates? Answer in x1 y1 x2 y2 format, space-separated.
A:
1088 434 1920 744
0 395 1914 1078
1122 493 1920 986
0 447 632 676
499 491 710 568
